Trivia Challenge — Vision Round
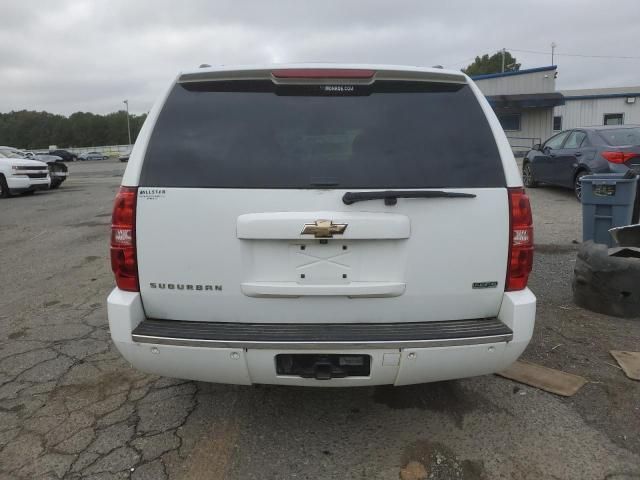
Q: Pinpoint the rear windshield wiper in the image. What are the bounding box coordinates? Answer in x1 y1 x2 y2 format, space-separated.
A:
342 190 476 205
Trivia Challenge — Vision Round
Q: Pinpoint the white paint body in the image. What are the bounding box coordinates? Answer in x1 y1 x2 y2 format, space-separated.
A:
0 156 50 193
108 64 535 386
109 288 535 386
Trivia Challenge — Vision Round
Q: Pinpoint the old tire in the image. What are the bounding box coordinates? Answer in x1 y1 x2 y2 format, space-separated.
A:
573 241 640 318
0 175 9 198
522 162 538 188
574 171 589 202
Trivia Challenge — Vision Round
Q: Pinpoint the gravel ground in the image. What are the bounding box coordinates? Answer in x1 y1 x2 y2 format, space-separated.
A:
0 160 638 480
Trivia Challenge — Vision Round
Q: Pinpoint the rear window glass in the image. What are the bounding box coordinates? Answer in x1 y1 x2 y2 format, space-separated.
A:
597 127 640 146
140 80 505 188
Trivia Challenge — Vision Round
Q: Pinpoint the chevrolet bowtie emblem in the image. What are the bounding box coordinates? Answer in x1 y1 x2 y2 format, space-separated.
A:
301 220 348 238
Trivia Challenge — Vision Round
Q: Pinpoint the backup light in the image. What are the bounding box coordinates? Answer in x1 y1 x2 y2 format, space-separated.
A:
110 186 139 291
506 188 534 291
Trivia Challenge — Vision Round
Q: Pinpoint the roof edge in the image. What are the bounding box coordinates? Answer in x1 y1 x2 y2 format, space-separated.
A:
471 65 557 81
564 92 640 101
485 92 565 108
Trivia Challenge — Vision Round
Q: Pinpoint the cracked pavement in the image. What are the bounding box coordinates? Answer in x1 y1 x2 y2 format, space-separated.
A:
0 162 197 480
0 160 639 479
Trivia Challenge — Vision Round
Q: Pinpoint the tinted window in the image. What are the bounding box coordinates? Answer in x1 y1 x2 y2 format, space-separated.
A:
544 131 570 150
563 131 586 149
597 127 640 146
141 80 504 189
497 113 521 131
604 113 624 125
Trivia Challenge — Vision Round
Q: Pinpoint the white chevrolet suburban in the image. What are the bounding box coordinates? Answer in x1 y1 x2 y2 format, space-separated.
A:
108 64 535 386
0 149 50 197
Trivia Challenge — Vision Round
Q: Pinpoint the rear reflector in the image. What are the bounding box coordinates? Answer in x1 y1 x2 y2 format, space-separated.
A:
601 151 638 164
271 68 375 79
506 188 534 291
110 186 139 292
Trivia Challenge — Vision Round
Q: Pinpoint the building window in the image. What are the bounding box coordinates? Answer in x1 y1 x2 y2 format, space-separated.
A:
498 113 521 131
604 113 624 125
553 116 562 131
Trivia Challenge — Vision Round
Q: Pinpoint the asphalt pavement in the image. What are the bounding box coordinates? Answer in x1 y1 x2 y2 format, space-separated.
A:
0 160 638 480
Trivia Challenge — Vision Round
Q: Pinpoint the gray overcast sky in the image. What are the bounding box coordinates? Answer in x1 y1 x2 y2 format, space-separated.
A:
1 0 639 115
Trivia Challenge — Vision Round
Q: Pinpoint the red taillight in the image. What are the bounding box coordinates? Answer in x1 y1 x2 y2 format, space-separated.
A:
506 188 533 291
601 151 637 164
271 68 375 79
110 186 139 292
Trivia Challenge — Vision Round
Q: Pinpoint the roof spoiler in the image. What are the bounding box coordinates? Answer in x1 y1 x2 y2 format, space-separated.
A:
177 68 467 85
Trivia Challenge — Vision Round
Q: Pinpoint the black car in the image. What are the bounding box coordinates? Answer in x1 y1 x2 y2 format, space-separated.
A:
523 125 640 200
49 149 78 162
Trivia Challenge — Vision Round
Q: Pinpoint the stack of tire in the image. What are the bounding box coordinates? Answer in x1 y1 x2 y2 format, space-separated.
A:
573 241 640 318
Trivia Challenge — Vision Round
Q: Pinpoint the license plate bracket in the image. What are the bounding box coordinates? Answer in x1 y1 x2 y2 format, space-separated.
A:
275 354 371 379
291 242 352 285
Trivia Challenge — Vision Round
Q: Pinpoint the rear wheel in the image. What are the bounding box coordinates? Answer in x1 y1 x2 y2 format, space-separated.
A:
574 171 589 202
522 162 538 188
0 175 9 198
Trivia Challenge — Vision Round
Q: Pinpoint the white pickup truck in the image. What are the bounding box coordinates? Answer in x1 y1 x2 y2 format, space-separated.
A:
0 149 50 197
1 147 69 190
108 64 536 387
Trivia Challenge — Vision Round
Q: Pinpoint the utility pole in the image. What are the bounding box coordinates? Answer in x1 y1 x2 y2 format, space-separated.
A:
501 48 506 73
123 100 132 146
551 42 557 65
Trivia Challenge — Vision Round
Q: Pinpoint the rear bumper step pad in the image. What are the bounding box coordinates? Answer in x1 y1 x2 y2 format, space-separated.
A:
131 318 513 349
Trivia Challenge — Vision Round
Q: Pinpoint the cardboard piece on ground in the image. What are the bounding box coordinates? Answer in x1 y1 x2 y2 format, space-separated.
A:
497 360 587 397
610 351 640 381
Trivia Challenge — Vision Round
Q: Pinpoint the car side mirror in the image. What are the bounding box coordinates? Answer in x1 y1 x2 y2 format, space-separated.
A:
532 143 541 151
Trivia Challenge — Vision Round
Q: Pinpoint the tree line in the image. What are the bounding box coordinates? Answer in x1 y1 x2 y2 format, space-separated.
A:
0 110 147 150
462 50 521 76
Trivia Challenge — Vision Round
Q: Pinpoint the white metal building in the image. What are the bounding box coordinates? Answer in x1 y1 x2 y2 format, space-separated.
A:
553 86 640 132
472 66 564 153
